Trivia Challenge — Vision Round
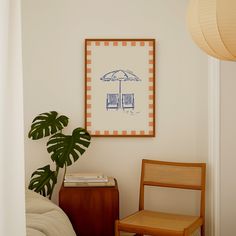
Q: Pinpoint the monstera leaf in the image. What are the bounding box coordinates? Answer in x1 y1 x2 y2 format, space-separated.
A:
28 111 91 198
47 128 91 168
28 165 57 198
28 111 69 140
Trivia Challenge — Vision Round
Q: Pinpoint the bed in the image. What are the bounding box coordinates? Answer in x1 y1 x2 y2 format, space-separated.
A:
26 189 76 236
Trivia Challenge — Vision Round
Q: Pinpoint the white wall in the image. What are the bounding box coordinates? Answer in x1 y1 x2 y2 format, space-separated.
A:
22 0 208 228
220 61 236 236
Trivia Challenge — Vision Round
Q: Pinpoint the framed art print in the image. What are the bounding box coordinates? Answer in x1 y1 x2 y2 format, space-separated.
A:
85 39 156 137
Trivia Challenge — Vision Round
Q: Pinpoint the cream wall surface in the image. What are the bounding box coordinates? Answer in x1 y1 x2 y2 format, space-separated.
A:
22 0 208 231
220 61 236 236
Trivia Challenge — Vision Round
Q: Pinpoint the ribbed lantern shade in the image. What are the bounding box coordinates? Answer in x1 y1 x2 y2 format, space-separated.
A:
187 0 236 61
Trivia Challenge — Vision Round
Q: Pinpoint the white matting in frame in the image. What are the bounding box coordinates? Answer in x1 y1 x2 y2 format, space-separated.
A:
85 39 156 137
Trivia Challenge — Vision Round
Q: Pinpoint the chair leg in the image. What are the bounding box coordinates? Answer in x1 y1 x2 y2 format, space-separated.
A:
183 229 189 236
201 224 205 236
115 220 120 236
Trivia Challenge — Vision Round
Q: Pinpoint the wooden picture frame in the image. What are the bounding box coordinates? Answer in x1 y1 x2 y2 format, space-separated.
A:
85 39 156 137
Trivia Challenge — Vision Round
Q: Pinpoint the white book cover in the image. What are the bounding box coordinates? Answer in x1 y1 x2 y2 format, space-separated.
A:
65 172 103 179
64 177 109 183
64 172 108 182
64 177 115 187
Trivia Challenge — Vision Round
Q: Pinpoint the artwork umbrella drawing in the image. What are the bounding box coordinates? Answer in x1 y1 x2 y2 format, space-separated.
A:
85 39 155 137
100 69 141 110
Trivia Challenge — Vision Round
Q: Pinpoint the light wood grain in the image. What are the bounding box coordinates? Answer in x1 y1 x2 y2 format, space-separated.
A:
121 210 200 231
115 159 206 236
144 164 202 188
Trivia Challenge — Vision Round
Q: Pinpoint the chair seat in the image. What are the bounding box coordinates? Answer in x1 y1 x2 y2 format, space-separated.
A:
118 210 203 235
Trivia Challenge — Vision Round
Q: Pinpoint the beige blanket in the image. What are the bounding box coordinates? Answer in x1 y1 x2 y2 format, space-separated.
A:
26 190 76 236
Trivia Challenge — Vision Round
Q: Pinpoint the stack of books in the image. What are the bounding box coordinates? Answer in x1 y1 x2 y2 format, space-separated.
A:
64 172 116 187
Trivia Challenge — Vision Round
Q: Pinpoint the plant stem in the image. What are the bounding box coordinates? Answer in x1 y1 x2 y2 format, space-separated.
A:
63 163 67 180
49 165 60 200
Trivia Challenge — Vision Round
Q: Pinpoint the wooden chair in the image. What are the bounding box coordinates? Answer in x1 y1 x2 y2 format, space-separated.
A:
115 159 206 236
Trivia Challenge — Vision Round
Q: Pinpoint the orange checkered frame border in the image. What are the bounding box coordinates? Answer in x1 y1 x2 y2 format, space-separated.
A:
85 39 156 137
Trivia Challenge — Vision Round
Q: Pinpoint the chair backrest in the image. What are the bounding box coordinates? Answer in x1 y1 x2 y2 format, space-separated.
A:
139 159 206 217
122 93 134 108
107 93 119 104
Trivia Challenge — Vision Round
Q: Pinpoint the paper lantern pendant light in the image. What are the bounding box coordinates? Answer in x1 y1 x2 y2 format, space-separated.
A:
187 0 236 61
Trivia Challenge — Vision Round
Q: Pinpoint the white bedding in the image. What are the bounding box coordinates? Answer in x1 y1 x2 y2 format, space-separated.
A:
26 190 76 236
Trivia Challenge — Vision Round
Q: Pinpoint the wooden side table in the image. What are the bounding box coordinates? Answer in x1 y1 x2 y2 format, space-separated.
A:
59 180 119 236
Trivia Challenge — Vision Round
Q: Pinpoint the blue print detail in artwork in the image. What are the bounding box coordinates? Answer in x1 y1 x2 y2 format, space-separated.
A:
100 69 141 111
122 94 134 109
106 94 119 110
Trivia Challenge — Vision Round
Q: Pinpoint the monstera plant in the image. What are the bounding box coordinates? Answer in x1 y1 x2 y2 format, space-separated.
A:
28 111 91 199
